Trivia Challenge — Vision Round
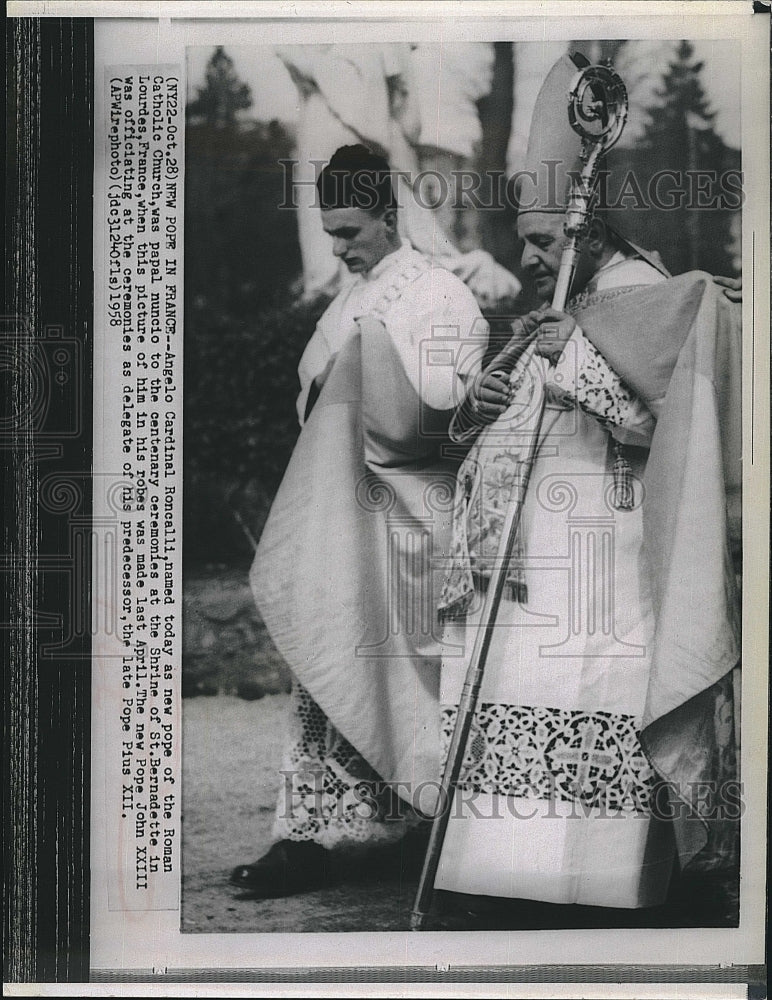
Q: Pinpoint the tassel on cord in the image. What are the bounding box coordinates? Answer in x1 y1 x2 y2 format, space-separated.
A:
613 442 634 510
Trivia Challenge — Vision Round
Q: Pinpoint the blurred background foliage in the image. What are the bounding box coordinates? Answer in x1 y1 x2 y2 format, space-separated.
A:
184 42 741 570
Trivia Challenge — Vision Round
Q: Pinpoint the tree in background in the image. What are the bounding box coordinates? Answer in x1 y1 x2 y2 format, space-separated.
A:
188 46 252 128
636 40 740 277
185 48 308 566
476 41 516 275
568 39 740 279
185 47 300 308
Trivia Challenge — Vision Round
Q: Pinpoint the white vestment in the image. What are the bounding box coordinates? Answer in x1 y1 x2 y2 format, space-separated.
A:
262 241 486 849
436 254 675 907
296 241 485 423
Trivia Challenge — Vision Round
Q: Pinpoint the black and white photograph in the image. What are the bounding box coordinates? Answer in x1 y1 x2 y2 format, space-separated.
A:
181 37 745 933
5 2 769 993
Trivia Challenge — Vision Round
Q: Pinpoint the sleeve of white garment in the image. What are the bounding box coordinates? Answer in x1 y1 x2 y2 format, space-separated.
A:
276 45 392 154
295 300 340 426
381 268 488 412
549 326 656 447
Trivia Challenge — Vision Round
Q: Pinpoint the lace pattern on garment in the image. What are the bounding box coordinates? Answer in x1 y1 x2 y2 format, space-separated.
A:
440 702 657 815
272 683 418 848
567 282 648 314
367 258 430 321
570 337 642 431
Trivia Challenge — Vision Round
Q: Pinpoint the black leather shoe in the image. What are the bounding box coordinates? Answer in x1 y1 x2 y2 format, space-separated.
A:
230 840 333 898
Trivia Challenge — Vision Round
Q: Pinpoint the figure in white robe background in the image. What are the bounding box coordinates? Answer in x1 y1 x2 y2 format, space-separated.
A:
276 42 521 308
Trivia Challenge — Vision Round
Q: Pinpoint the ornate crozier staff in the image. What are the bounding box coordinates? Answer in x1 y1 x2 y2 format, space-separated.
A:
410 59 629 931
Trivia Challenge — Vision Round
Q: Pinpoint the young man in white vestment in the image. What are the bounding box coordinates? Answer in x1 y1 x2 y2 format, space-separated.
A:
232 144 488 897
434 53 741 922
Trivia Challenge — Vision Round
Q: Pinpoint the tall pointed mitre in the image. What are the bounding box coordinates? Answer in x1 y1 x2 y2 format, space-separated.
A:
516 50 669 274
517 50 588 216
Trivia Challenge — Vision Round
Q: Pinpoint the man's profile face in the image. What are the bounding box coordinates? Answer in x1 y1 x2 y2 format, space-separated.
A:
517 211 597 303
321 205 396 275
516 212 568 302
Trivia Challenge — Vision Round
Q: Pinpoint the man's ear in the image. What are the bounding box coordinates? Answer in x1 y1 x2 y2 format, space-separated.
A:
382 207 398 233
586 216 608 258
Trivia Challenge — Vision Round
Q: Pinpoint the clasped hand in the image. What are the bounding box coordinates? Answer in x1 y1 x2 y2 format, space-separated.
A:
467 307 576 422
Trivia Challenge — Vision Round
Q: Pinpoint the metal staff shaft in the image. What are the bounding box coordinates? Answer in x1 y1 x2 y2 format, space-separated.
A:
552 241 580 312
410 58 629 932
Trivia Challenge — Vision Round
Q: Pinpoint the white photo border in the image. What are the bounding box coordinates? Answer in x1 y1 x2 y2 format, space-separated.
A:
8 1 767 993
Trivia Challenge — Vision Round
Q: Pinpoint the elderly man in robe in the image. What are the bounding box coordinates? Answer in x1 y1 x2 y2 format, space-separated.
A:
434 53 741 924
231 144 488 897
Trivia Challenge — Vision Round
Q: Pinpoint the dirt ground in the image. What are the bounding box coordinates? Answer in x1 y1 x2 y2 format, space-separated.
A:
181 694 425 933
181 572 431 933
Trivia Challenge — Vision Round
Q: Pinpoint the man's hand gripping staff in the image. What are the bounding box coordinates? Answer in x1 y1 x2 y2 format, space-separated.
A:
468 307 578 423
